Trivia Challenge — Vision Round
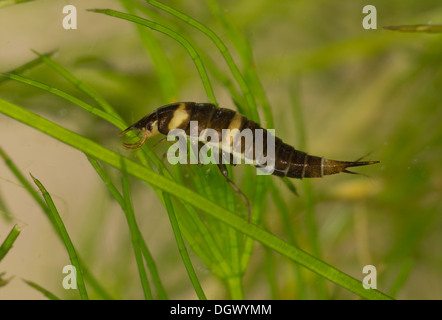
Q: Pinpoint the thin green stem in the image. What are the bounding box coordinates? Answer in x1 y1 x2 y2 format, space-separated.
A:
121 159 153 300
205 0 272 126
162 192 206 299
0 148 111 299
22 279 61 300
0 50 54 85
31 50 123 120
291 83 327 298
119 0 178 102
2 73 124 129
31 174 88 300
88 9 216 105
87 157 167 300
144 0 259 121
0 147 55 227
0 224 21 262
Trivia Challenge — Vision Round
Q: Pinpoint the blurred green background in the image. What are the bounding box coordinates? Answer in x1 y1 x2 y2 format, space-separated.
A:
0 0 441 299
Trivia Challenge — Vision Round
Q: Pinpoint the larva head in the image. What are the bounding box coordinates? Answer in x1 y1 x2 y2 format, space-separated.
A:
120 111 160 149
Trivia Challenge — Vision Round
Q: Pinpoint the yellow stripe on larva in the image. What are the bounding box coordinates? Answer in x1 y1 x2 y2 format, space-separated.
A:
222 113 244 147
168 103 190 131
228 113 244 131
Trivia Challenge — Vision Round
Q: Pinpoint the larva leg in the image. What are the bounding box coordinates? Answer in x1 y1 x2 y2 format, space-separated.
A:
216 161 252 221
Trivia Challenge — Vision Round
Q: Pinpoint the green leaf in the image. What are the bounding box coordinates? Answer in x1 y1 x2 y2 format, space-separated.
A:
88 8 217 105
384 24 442 33
0 224 21 262
22 279 61 300
30 173 88 300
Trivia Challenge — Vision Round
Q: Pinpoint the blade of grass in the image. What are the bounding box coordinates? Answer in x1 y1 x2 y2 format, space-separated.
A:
30 173 88 300
162 191 206 299
166 181 226 278
269 184 307 299
0 224 21 262
31 50 123 121
22 279 61 300
119 0 178 102
388 259 413 298
0 0 35 8
205 0 273 127
383 24 442 33
224 169 243 300
88 9 216 105
143 0 259 122
0 189 13 222
0 97 392 299
2 73 125 129
0 147 55 227
0 271 13 288
264 247 278 299
240 174 267 271
183 152 246 277
175 198 232 279
120 158 153 300
0 51 54 85
291 81 327 298
87 156 167 299
0 147 112 299
200 51 245 109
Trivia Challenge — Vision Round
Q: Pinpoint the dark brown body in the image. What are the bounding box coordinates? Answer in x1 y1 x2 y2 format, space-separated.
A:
121 102 379 178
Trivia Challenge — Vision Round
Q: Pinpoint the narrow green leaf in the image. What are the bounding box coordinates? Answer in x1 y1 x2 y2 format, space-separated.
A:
0 147 54 225
2 73 125 129
0 272 14 288
30 174 88 300
119 0 178 102
31 50 123 120
87 157 167 299
291 80 327 298
163 191 206 300
22 279 61 300
389 259 413 298
0 191 13 222
0 0 35 8
0 51 54 85
0 224 21 262
88 8 216 105
384 24 442 33
0 148 112 299
144 0 259 121
120 158 153 300
204 0 272 126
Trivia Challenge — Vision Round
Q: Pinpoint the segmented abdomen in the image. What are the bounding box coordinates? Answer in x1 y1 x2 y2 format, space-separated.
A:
155 102 326 179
